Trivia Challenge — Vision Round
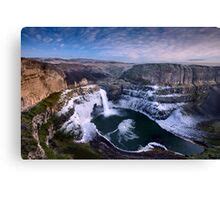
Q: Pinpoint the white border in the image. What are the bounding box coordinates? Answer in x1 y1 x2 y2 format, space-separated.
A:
1 0 220 200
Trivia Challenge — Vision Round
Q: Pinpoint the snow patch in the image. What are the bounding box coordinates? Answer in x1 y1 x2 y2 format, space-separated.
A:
58 87 103 142
156 108 206 139
117 94 183 120
78 122 98 143
137 142 167 152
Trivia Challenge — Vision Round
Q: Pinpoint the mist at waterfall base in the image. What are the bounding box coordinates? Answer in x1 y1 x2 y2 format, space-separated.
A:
93 89 204 156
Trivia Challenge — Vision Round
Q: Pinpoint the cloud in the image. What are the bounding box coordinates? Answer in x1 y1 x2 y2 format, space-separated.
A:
43 37 53 43
36 34 42 40
56 38 63 42
60 43 64 48
21 27 220 62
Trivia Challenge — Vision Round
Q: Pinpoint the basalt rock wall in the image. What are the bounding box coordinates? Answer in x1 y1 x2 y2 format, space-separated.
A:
121 63 220 86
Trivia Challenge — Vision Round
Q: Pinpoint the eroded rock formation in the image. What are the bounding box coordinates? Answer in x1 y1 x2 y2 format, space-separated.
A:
21 58 67 111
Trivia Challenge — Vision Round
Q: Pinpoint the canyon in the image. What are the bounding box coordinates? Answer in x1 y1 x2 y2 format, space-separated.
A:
21 58 220 159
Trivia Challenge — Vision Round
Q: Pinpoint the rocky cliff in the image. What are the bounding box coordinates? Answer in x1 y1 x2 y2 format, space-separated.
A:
37 58 133 84
21 58 67 111
21 58 133 111
115 63 220 143
117 63 220 116
21 84 183 159
21 85 103 159
121 63 220 86
21 58 220 159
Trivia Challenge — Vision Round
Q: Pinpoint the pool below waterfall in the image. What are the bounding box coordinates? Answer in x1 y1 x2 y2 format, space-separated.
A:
92 108 204 156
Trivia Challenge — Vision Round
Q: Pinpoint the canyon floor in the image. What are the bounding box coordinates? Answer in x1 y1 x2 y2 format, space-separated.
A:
21 58 220 159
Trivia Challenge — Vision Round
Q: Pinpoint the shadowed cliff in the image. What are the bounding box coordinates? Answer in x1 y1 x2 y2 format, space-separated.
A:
121 63 220 86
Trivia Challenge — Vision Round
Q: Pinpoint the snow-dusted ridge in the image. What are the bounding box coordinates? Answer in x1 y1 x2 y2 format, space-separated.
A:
156 108 207 141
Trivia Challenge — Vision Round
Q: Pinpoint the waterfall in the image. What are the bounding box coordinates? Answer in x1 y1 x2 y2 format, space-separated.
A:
100 89 117 117
100 89 111 115
59 87 118 143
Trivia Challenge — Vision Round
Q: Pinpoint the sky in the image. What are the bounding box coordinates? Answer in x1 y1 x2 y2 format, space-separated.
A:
21 27 220 63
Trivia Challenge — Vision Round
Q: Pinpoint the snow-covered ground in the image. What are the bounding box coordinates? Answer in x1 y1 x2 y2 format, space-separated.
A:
156 108 207 140
57 86 102 142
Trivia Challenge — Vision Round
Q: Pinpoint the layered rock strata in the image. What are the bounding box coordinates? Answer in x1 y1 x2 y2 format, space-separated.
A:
21 59 67 111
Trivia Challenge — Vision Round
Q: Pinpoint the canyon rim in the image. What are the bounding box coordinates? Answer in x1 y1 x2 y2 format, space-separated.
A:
21 27 220 159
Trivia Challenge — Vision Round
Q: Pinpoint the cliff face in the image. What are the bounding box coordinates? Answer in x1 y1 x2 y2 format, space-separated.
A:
20 58 220 159
21 84 102 159
113 63 220 143
121 63 220 86
119 63 220 117
48 59 133 85
21 58 132 111
21 59 67 111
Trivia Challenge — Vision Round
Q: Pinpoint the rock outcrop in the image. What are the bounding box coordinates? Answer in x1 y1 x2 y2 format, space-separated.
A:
21 58 132 111
121 63 220 86
119 63 220 116
28 108 53 159
116 63 220 142
21 58 67 111
21 83 103 159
